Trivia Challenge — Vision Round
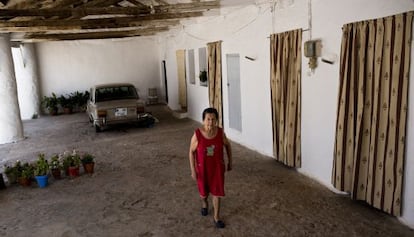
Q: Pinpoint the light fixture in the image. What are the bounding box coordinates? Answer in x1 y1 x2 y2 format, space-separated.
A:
304 39 321 71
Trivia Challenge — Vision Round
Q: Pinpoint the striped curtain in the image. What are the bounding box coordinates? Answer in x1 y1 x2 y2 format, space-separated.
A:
332 12 413 216
207 41 223 127
270 29 302 168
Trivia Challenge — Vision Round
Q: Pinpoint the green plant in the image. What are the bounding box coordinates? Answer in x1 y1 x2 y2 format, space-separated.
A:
72 152 81 167
20 163 34 179
63 150 81 169
70 91 90 109
34 153 49 176
4 164 19 177
50 154 62 170
81 153 95 164
4 161 21 183
42 93 59 111
199 70 208 82
58 95 74 110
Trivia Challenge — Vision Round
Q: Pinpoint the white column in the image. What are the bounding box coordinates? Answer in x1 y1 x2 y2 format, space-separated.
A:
0 34 24 144
15 43 40 119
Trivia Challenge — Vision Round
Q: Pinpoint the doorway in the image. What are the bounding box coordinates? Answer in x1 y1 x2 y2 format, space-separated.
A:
226 54 242 132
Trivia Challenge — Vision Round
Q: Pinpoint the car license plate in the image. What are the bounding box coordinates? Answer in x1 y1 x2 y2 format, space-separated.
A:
115 108 127 116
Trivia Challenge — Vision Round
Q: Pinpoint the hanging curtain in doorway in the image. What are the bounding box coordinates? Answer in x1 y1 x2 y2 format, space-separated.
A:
207 41 223 127
332 12 413 216
176 50 187 110
270 29 302 168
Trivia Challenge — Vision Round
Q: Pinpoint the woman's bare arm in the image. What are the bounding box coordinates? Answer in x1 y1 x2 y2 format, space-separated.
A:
189 133 198 180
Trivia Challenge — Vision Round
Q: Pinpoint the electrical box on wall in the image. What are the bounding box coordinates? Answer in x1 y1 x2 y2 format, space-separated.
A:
304 40 321 58
304 39 322 71
304 40 316 57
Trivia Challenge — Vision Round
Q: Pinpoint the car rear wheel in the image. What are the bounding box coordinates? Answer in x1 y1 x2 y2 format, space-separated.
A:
95 125 102 133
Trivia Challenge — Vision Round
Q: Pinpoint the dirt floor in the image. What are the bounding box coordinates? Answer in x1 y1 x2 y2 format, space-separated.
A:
0 104 413 237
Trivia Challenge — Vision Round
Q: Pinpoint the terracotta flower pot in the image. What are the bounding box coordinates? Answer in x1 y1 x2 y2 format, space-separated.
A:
18 177 32 187
51 168 61 179
63 107 72 114
83 162 95 174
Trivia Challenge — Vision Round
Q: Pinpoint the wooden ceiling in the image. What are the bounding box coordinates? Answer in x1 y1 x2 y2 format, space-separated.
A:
0 0 221 42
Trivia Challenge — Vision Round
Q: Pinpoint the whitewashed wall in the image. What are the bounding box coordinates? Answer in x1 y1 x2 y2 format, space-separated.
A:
35 37 162 101
159 0 414 228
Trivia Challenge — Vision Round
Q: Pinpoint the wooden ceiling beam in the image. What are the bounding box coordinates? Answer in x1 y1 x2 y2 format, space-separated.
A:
7 0 83 9
45 0 85 8
125 0 146 8
1 0 221 42
21 26 169 41
0 12 203 31
0 7 150 17
83 0 124 7
0 1 219 18
0 19 180 32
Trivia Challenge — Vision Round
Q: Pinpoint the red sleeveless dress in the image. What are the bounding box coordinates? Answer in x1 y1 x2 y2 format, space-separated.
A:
195 127 225 197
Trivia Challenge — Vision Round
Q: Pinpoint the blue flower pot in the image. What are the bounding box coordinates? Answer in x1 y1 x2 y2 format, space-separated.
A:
35 175 48 188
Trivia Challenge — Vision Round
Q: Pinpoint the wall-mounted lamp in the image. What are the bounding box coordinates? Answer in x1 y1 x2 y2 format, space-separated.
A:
304 39 321 71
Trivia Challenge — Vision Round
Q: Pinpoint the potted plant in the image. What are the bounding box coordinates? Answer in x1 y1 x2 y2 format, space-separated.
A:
4 161 21 185
71 91 90 112
58 95 74 114
81 153 95 174
199 70 208 85
18 162 34 187
34 153 49 188
63 150 81 178
41 93 59 115
50 154 62 179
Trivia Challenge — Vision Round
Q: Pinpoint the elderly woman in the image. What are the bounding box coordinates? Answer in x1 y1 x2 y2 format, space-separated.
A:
188 107 233 228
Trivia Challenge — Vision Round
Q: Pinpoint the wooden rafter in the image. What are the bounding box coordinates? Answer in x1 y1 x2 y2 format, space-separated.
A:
22 26 170 41
0 1 219 18
0 12 203 30
82 0 125 7
0 0 221 41
125 0 147 8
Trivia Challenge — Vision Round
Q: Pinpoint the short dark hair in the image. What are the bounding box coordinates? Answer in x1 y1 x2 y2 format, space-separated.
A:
202 107 219 120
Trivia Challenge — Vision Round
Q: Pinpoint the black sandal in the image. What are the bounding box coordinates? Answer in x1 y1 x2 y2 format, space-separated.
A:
214 220 225 228
201 208 208 216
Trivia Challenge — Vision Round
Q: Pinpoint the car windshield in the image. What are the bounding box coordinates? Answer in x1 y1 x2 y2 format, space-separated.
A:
95 86 138 102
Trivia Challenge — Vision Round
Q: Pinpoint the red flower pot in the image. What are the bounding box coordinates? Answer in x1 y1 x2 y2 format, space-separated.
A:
68 166 80 178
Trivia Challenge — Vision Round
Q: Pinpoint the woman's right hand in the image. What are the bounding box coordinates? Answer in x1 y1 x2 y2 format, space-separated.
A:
191 171 197 181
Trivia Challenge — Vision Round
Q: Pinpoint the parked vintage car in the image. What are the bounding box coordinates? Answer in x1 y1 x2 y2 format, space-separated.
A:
87 83 153 132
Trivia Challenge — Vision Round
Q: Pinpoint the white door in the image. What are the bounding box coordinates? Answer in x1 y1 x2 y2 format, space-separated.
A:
226 54 242 131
